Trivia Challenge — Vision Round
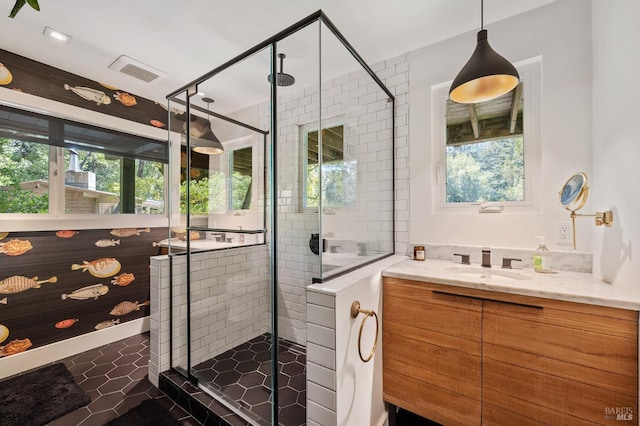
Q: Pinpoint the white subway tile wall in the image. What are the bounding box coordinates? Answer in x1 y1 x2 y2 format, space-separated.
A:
150 245 270 382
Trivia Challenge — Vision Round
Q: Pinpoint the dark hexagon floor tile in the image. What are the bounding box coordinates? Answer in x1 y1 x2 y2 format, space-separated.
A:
278 351 296 363
213 358 239 372
288 373 305 392
67 361 95 377
281 361 304 377
236 359 259 373
85 363 115 378
278 386 299 407
252 401 273 423
128 365 149 381
77 409 117 426
297 389 306 405
238 371 265 388
215 370 242 387
113 352 141 366
123 334 148 346
134 355 149 368
88 392 126 413
258 361 271 375
253 350 271 362
249 342 270 353
98 376 132 395
193 358 215 371
222 383 245 401
122 378 152 395
231 349 253 362
71 350 102 364
119 343 144 355
113 393 148 415
279 403 306 426
242 385 270 406
106 363 138 379
79 375 110 392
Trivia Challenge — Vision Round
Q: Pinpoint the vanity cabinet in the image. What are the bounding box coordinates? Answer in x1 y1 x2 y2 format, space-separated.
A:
383 277 639 425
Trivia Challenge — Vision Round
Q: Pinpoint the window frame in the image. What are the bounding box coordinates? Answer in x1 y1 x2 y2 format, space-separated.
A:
0 94 172 232
431 57 542 214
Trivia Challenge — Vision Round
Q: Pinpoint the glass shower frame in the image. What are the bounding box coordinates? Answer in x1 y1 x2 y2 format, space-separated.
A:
165 10 395 425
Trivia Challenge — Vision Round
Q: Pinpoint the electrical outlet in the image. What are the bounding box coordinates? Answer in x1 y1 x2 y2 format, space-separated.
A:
556 221 572 245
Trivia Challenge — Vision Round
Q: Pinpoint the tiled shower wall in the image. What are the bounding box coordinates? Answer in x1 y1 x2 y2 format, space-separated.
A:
149 245 269 385
257 53 409 346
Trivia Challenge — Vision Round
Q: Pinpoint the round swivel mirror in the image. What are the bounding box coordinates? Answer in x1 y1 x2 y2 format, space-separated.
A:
559 172 588 212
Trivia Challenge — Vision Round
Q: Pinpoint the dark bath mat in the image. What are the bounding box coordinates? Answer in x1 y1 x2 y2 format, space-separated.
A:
106 398 181 426
0 362 91 426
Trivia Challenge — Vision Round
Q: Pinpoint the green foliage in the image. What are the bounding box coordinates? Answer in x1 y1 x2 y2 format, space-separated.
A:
0 139 49 213
1 138 166 214
306 161 357 208
180 171 225 215
446 137 524 203
9 0 39 18
231 172 252 210
0 188 48 213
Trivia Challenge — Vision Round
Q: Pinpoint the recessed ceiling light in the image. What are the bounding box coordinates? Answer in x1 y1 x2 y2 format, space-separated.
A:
43 27 72 44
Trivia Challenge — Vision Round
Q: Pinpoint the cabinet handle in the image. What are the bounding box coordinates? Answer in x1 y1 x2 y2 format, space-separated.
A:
432 290 543 310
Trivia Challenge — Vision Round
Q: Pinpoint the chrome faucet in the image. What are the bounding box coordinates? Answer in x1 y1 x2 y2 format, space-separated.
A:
481 248 491 268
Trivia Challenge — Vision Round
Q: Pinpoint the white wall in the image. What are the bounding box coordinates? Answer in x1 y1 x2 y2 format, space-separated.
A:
591 0 640 294
409 0 594 253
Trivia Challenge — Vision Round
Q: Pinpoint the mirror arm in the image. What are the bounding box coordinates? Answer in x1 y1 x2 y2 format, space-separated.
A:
570 210 614 227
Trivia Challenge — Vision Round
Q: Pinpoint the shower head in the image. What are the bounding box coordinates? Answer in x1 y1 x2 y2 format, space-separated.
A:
267 53 295 87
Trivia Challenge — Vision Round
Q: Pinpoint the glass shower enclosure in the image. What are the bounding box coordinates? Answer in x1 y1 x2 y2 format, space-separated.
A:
163 10 394 425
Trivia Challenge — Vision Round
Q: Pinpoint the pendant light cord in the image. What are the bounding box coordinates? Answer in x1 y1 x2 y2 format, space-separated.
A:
481 0 484 30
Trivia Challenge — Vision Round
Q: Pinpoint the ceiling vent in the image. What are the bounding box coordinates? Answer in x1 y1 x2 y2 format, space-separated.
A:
108 55 166 83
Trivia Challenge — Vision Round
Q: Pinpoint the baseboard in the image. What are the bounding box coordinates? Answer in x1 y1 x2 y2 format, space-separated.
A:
0 317 149 380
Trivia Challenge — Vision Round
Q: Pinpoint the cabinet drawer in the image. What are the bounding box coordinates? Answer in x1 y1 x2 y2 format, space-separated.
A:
383 277 482 425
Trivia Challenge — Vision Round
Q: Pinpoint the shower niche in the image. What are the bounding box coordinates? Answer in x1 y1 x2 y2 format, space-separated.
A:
152 10 395 426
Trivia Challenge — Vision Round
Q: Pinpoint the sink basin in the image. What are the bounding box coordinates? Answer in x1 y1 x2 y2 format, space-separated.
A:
444 266 533 281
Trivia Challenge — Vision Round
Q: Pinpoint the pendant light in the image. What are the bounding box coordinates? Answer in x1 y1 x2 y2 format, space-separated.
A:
449 0 519 104
192 97 224 155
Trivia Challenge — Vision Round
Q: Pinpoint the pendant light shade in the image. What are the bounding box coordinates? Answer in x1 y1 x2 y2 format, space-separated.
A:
449 2 519 104
192 97 224 155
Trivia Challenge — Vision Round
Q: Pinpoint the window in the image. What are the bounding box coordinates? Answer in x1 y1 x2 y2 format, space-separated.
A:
0 105 168 215
432 57 542 212
0 138 49 213
229 146 252 210
301 120 356 209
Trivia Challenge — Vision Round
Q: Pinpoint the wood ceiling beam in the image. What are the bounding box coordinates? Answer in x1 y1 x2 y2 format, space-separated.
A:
510 83 523 134
468 104 479 139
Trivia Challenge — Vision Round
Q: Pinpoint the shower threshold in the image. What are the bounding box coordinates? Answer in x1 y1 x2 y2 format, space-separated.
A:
163 333 306 426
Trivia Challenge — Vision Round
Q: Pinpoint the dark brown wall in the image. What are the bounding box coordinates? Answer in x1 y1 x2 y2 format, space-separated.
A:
0 227 167 355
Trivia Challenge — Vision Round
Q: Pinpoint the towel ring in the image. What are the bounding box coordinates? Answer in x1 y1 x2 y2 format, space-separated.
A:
350 300 379 363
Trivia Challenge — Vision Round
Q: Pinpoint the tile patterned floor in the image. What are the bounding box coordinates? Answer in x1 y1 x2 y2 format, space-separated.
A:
43 333 200 425
4 332 306 425
191 333 306 426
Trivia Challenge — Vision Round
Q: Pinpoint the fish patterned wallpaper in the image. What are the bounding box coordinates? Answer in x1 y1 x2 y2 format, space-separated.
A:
0 48 204 132
0 227 167 357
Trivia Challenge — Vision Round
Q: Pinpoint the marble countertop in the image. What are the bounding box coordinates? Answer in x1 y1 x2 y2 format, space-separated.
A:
382 257 640 311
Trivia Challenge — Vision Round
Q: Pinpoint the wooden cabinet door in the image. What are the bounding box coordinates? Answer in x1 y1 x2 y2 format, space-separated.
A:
482 296 638 425
383 277 482 426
